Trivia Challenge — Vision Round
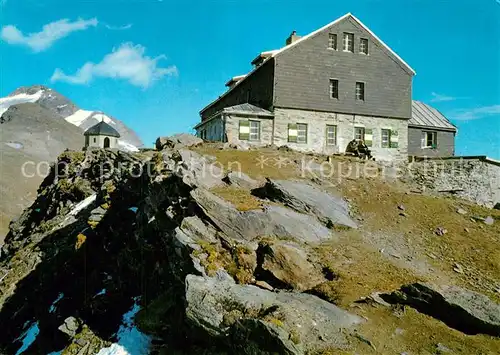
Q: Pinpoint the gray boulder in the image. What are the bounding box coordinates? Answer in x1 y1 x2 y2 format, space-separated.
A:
381 282 500 336
253 179 357 229
223 171 261 190
223 141 250 151
156 133 203 150
191 188 332 244
173 149 224 189
58 316 81 338
185 274 364 354
257 241 323 291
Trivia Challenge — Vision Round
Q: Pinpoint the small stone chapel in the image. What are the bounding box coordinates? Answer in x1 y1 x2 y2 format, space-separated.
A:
84 121 120 149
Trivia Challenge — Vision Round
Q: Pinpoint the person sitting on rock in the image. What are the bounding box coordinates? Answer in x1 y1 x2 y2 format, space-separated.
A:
345 139 360 156
357 140 373 160
345 139 373 160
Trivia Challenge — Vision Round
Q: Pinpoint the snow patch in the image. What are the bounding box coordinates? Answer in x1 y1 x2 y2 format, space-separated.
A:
95 288 107 297
15 322 40 355
118 140 139 152
92 112 116 125
4 141 23 149
64 109 93 126
96 344 129 355
0 90 44 117
69 194 97 216
49 293 64 313
96 298 151 355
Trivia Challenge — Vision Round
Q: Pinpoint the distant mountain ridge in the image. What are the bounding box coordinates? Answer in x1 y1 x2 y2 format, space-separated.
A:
3 85 143 149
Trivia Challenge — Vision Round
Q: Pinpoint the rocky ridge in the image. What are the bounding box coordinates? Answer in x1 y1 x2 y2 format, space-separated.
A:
0 135 498 354
0 136 363 354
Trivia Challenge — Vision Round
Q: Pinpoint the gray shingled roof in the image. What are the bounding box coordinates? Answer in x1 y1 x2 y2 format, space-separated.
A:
223 103 274 117
410 101 457 131
84 121 121 137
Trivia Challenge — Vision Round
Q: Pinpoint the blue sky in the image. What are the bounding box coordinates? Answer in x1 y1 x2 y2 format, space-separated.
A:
1 0 499 158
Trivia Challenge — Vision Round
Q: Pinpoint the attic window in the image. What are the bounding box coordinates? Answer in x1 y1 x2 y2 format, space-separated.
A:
343 33 354 52
328 33 337 50
360 38 369 54
329 79 339 99
355 82 365 101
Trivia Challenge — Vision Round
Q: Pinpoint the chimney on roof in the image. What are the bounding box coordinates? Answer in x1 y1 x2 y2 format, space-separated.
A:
285 30 301 45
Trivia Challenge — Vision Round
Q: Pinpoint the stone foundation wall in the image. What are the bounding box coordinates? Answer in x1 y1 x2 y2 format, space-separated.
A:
407 157 500 208
273 108 409 162
225 114 274 147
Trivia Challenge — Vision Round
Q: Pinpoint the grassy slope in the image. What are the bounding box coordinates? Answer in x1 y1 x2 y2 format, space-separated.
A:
194 145 500 354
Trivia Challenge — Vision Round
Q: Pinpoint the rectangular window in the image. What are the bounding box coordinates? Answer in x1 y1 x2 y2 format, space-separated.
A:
329 79 339 99
360 38 369 54
288 123 308 144
297 123 307 144
326 125 337 146
355 82 365 101
354 127 365 141
328 33 337 50
249 120 260 141
343 33 354 52
422 131 438 148
381 129 391 148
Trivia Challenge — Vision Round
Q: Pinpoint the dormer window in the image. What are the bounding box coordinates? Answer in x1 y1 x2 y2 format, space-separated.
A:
355 82 365 101
343 33 354 52
360 38 369 54
328 33 337 50
329 79 339 99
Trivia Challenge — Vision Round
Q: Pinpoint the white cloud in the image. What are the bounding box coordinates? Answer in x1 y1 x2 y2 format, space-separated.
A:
104 23 133 30
50 42 178 88
430 92 457 103
1 18 97 52
452 105 500 120
1 18 98 52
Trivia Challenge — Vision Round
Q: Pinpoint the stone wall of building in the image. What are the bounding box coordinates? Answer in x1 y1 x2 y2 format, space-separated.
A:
85 135 119 149
273 108 409 162
224 114 274 147
197 117 224 141
407 157 500 208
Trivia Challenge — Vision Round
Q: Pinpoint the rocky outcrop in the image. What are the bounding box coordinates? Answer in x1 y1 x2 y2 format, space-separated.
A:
185 273 364 354
172 149 225 189
253 179 357 229
381 283 500 336
0 142 364 354
256 241 323 291
156 133 203 150
191 188 332 243
223 171 261 190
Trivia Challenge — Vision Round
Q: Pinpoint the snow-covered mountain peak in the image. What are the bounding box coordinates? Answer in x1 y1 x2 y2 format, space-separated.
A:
1 86 143 151
0 90 44 117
